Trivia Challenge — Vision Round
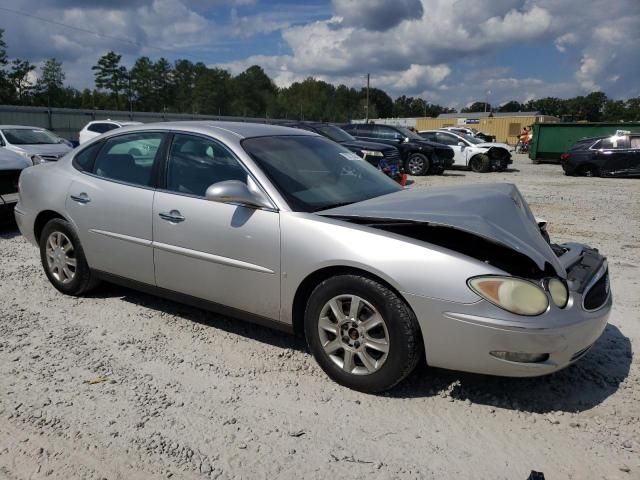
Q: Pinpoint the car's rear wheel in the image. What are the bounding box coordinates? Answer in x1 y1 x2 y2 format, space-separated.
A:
304 274 422 393
39 218 98 296
406 153 429 176
469 154 490 173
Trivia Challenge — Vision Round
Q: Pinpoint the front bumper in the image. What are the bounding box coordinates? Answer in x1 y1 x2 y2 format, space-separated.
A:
403 244 612 377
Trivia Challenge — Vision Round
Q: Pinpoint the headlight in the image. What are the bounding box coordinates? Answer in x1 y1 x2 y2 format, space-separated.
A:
468 276 548 316
360 150 384 157
31 154 45 165
547 278 568 308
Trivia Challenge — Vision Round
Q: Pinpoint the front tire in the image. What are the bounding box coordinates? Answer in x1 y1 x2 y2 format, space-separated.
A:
469 154 490 173
39 218 99 296
406 153 430 176
304 275 423 393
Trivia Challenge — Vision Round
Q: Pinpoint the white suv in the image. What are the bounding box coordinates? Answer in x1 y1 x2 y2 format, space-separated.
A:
79 120 142 144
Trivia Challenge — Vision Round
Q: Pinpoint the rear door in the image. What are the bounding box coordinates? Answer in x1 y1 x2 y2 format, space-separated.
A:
600 135 631 174
66 132 166 285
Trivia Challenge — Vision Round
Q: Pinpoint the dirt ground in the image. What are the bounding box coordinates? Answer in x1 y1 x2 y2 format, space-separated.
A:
1 153 639 480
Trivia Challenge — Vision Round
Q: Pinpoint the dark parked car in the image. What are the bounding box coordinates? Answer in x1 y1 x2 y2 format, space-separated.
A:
561 131 640 177
342 123 454 176
278 122 406 184
0 148 31 221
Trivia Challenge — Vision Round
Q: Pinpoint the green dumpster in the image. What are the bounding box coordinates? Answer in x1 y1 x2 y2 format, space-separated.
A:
529 123 640 163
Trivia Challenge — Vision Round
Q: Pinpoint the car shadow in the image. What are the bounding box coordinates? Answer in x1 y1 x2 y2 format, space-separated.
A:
503 168 520 173
85 282 631 413
390 323 632 413
87 282 308 352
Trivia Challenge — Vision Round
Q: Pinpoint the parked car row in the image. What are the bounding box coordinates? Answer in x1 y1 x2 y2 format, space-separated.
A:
13 121 612 392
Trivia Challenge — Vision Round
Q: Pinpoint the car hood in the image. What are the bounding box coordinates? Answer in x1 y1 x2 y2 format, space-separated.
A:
318 183 564 277
475 142 511 151
0 149 32 170
340 139 397 153
8 143 72 157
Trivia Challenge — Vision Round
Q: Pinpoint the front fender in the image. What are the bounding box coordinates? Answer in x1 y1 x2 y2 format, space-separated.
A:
279 212 503 323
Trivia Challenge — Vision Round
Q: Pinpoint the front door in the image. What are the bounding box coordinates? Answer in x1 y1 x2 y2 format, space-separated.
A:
66 132 166 285
152 133 281 320
435 132 467 166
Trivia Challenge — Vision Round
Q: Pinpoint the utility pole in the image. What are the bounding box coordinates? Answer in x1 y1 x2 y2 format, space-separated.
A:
365 73 370 122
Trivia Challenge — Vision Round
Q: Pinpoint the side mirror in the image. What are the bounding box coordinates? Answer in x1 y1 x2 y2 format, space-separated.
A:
457 141 466 148
205 180 272 209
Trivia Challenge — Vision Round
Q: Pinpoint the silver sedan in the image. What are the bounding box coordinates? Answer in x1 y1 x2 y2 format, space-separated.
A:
14 122 612 392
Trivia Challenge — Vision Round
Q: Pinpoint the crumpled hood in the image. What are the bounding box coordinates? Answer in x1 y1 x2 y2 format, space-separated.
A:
476 142 512 151
0 148 32 170
318 183 565 277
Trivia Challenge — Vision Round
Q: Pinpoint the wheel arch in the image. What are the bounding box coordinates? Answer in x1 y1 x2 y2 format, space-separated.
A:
291 265 420 340
33 210 67 244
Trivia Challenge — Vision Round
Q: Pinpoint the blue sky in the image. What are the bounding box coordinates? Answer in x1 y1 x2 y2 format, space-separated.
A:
1 0 638 110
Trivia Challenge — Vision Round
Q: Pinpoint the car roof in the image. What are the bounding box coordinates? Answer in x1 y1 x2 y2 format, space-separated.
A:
103 121 316 141
87 120 142 125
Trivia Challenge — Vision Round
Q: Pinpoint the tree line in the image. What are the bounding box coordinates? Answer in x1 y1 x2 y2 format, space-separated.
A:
1 30 639 122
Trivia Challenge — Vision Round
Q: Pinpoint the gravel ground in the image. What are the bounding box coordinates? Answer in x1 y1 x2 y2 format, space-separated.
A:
1 154 639 480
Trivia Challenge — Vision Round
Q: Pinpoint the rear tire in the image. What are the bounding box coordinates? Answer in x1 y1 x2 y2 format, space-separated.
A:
39 218 99 296
304 274 423 393
406 153 429 176
469 154 490 173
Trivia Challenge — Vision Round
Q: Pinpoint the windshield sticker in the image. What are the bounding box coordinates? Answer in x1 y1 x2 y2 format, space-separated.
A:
340 152 362 161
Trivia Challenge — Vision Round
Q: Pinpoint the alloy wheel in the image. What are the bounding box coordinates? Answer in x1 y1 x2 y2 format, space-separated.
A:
45 231 77 284
317 294 389 375
407 157 424 175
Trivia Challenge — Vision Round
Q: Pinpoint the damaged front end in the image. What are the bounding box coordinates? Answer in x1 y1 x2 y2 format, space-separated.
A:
485 146 513 171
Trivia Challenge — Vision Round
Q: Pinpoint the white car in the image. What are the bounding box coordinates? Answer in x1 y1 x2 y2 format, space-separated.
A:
79 120 142 145
419 129 513 172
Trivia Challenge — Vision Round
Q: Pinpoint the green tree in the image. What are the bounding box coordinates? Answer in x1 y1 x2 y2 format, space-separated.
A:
173 59 196 113
193 66 231 115
9 58 35 103
229 65 277 117
0 29 12 102
130 56 155 111
152 57 173 111
34 58 65 106
461 101 491 113
92 51 128 109
498 100 524 112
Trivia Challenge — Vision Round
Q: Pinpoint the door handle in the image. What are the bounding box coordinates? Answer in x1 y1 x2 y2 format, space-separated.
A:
158 210 185 223
70 193 91 204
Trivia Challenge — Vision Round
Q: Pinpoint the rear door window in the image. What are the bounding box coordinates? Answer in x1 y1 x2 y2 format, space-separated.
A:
87 123 111 134
373 126 402 140
92 132 164 187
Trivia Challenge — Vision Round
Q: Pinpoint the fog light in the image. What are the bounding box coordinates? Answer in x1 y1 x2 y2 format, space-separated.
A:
490 351 550 363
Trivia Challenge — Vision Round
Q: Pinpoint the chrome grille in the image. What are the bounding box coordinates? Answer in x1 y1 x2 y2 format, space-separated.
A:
382 149 400 165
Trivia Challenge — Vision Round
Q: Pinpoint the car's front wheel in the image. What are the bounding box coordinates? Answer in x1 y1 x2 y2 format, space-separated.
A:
406 153 430 176
469 154 490 173
304 274 423 393
39 218 98 296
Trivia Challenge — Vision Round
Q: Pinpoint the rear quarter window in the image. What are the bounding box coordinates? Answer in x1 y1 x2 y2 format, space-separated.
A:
73 142 103 171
